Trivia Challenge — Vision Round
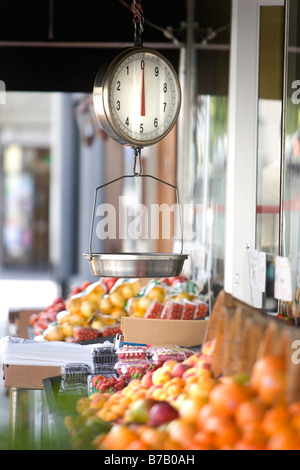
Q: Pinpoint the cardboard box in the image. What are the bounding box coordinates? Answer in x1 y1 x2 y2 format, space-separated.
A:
9 309 43 339
3 364 61 390
121 317 209 347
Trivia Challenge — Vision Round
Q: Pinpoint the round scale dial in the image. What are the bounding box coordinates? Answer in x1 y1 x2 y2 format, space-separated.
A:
93 47 181 147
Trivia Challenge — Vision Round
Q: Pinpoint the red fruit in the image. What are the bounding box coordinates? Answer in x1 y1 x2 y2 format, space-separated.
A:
141 371 153 388
29 313 39 326
159 278 171 286
169 275 188 285
69 287 82 297
102 278 118 292
172 363 192 378
81 281 92 290
149 401 179 426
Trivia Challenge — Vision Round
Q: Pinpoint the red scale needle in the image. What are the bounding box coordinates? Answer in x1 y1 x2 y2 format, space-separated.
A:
141 63 146 116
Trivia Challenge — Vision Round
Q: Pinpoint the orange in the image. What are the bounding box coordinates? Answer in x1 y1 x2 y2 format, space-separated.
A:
251 356 285 391
104 410 120 421
167 418 196 449
262 405 291 437
257 370 286 406
125 439 150 450
234 439 266 451
291 414 300 434
266 428 300 450
289 402 300 416
214 420 241 450
240 422 268 448
209 382 254 417
163 438 184 450
235 399 266 429
140 427 168 450
101 424 138 450
201 413 241 449
192 431 215 450
197 403 216 430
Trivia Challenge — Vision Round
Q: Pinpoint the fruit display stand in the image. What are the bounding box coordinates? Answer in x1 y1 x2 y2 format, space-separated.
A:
6 289 300 450
44 289 300 451
209 291 300 403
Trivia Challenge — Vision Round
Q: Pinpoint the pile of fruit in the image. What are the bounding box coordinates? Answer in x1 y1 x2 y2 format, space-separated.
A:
29 296 67 337
64 339 300 451
29 275 209 343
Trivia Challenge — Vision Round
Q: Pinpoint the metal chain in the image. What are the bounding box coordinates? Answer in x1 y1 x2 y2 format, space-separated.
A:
131 0 144 46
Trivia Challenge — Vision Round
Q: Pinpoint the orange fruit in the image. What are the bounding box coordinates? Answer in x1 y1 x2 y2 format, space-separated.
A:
214 420 241 450
101 424 138 450
262 405 291 437
266 428 300 450
234 439 266 451
291 414 300 433
257 371 286 406
209 382 254 417
166 419 196 449
235 399 266 429
251 356 285 391
289 402 300 416
163 439 184 450
125 439 150 450
197 403 216 430
202 413 241 449
240 422 268 448
140 427 168 450
192 431 215 450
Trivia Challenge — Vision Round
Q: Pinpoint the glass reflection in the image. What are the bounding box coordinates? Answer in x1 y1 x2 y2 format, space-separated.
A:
283 0 300 312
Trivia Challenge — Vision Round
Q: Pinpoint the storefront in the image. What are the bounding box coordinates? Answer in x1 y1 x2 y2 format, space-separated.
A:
0 0 300 452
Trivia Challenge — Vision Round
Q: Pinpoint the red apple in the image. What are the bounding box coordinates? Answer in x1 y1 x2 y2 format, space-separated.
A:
149 401 179 426
128 398 159 423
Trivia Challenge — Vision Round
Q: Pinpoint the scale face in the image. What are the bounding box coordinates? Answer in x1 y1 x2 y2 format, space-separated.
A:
93 47 181 147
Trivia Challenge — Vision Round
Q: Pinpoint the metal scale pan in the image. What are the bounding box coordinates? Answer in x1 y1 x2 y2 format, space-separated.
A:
83 152 188 278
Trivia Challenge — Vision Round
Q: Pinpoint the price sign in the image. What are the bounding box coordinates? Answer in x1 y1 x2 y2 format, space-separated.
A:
249 249 259 289
258 251 266 293
274 256 293 302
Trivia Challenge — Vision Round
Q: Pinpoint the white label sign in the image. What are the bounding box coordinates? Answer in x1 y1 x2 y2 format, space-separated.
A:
249 249 259 289
258 251 266 293
274 256 293 301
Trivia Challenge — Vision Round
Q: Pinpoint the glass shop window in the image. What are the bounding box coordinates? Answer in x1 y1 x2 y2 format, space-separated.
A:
1 144 50 268
0 92 52 271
